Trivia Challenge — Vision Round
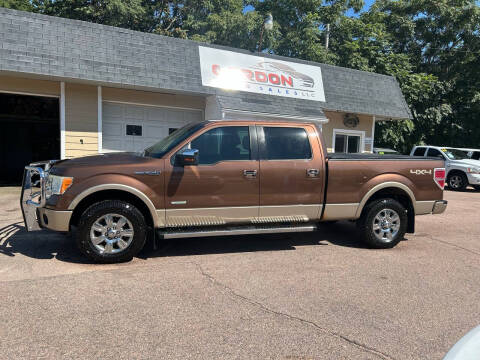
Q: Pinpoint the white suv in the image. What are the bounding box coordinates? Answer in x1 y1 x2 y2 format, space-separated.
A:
410 146 480 191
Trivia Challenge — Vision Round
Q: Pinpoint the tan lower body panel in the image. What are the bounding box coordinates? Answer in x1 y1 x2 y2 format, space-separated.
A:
165 206 257 227
256 205 322 223
322 203 359 220
323 200 438 220
162 205 323 228
38 208 73 232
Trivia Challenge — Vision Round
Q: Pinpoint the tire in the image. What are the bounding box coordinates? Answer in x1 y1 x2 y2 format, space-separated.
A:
76 200 147 263
447 172 468 191
473 185 480 191
357 198 407 249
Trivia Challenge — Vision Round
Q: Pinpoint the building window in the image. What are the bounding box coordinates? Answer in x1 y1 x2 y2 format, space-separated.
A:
332 129 365 153
126 124 142 136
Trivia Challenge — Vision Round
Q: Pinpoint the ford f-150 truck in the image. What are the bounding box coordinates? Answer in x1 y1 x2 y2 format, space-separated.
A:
21 120 448 263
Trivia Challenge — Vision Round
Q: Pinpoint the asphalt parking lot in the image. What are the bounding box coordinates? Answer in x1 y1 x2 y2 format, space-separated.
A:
1 187 479 360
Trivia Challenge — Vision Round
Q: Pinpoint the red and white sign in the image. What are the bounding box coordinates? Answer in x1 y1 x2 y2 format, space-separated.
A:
199 46 326 102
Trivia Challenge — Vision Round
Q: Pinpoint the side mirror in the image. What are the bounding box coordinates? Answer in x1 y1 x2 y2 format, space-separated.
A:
175 148 199 166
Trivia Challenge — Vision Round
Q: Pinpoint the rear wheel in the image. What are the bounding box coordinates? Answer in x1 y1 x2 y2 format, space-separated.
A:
76 200 147 263
448 172 468 191
357 198 407 249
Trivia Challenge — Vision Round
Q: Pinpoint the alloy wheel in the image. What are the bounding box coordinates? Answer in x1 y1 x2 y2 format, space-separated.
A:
372 208 401 242
89 213 134 254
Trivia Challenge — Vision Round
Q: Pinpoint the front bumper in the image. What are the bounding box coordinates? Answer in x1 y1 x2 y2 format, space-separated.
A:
20 161 71 232
467 173 480 185
38 208 72 232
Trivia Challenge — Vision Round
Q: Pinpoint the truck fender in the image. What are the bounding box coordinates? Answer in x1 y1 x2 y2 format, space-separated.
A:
67 179 160 228
355 180 417 219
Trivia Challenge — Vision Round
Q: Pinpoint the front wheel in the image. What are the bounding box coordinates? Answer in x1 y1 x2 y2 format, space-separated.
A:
447 172 468 191
357 198 407 249
76 200 147 263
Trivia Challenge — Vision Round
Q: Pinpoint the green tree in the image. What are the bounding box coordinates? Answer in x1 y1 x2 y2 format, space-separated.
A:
0 0 33 11
153 0 266 50
369 0 480 149
324 9 452 152
33 0 149 31
248 0 363 62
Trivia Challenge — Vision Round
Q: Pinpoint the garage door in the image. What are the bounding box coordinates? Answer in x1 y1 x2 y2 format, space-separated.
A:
0 93 60 185
102 102 203 153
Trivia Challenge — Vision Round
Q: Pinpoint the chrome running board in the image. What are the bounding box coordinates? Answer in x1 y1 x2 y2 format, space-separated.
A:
158 224 318 239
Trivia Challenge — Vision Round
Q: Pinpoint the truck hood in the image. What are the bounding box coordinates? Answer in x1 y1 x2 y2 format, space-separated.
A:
449 159 480 168
50 152 152 175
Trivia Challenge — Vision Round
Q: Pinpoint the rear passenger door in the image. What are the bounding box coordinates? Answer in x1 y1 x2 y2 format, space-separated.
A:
257 124 325 222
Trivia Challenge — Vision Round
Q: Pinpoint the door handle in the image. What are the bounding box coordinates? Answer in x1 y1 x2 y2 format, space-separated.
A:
243 170 257 178
306 169 320 177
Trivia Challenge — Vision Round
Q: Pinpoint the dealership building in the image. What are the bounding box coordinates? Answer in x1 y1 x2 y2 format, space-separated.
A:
0 7 411 184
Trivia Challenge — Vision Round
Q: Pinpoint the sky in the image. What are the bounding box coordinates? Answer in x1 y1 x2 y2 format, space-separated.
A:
346 0 375 17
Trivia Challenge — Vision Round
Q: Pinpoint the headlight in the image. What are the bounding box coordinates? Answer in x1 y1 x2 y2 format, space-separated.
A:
467 167 480 174
45 175 73 198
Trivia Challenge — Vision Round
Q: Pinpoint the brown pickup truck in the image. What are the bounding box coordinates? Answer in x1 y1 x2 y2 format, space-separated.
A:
21 120 447 263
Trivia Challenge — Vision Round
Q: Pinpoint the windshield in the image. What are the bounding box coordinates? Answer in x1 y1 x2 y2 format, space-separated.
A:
143 122 204 158
442 148 468 160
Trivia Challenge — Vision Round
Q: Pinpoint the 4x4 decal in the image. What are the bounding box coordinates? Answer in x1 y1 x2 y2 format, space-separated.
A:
410 169 432 175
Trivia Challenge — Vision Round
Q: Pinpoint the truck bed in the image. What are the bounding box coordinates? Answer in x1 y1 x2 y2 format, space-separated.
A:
325 153 445 206
327 153 439 161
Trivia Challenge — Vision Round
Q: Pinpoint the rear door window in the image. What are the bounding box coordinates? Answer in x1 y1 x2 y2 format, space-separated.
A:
262 127 312 160
412 147 426 156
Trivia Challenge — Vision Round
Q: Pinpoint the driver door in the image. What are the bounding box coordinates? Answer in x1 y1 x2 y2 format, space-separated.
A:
163 124 259 227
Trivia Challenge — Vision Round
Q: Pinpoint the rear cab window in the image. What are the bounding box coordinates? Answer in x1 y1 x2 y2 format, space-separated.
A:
412 147 426 157
261 126 312 160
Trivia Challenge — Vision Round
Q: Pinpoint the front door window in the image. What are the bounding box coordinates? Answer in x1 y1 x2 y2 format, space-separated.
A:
190 126 250 164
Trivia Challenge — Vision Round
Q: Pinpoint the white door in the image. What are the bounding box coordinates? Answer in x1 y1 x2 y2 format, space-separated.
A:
102 102 203 153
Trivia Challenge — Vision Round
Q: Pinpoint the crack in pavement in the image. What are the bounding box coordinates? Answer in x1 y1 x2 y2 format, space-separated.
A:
416 233 480 257
193 262 395 360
